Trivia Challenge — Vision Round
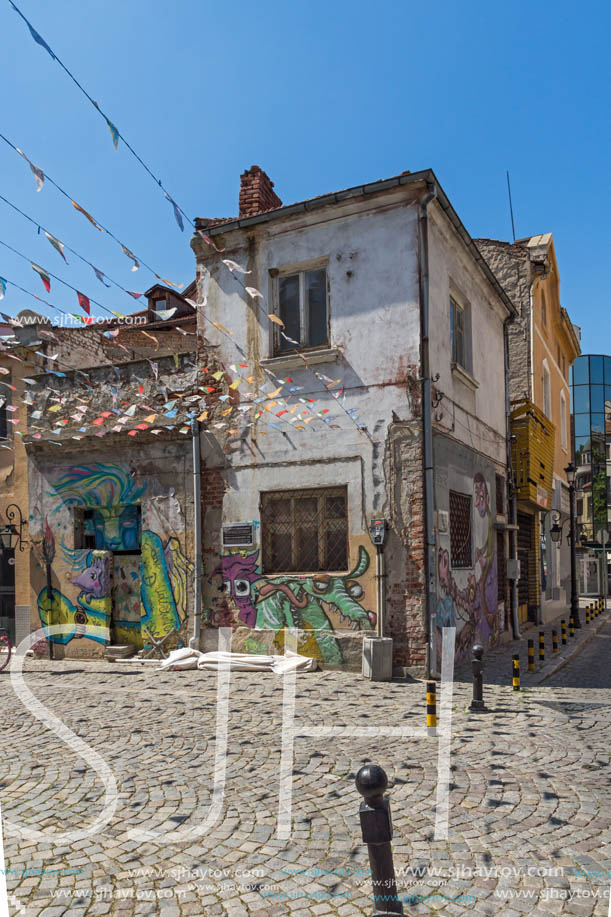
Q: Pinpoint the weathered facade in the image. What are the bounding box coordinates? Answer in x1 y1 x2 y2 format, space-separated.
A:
18 296 215 658
192 167 515 674
477 235 580 625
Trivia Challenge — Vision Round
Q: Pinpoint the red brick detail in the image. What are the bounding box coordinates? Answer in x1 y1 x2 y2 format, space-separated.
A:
239 166 282 218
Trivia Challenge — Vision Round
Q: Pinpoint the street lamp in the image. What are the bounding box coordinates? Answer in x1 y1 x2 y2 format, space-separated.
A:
0 504 27 552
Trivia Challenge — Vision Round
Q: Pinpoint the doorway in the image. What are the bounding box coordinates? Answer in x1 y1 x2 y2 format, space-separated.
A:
0 547 15 643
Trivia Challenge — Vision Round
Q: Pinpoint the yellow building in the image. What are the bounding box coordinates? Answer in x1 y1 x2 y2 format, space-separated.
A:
477 233 580 626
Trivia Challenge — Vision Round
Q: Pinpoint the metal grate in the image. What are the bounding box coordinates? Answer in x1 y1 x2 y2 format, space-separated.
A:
449 490 472 568
222 523 255 547
497 531 506 601
261 486 348 573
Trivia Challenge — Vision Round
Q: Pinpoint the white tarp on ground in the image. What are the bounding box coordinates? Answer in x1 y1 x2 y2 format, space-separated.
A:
158 647 317 674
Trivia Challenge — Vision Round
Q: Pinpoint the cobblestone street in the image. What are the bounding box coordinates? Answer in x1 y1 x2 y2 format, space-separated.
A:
1 618 610 917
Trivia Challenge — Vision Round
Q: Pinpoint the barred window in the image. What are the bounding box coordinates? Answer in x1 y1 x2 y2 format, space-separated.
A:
261 487 348 573
449 490 472 568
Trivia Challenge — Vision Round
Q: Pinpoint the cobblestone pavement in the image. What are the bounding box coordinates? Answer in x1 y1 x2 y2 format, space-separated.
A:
1 619 610 916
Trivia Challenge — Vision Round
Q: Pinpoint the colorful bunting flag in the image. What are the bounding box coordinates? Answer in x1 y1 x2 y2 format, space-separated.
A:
121 245 139 271
31 263 50 292
91 264 110 287
154 307 177 321
76 291 91 315
0 278 5 300
16 148 45 191
197 231 225 253
104 116 119 149
44 232 67 262
126 291 142 299
165 193 184 231
245 286 264 300
10 3 56 59
73 201 103 231
222 259 251 275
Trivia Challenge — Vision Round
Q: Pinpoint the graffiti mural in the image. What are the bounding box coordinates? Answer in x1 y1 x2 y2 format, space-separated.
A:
37 463 192 648
211 545 376 665
436 471 499 665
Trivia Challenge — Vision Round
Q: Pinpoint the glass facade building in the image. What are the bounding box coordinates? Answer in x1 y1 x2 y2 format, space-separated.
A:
571 354 611 592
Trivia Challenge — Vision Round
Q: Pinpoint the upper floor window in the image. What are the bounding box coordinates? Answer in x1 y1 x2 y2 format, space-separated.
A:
560 390 567 449
541 290 547 327
450 295 470 371
542 361 552 419
274 265 328 354
0 387 9 440
449 490 472 568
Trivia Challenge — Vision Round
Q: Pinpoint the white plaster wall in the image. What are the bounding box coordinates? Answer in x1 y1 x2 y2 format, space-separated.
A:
428 205 508 467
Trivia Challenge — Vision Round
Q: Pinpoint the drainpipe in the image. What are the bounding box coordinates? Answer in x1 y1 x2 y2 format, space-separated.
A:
189 419 202 649
504 317 521 639
419 182 437 679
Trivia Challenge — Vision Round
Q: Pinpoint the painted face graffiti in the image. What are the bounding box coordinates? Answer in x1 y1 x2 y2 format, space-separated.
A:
211 546 376 665
71 553 110 601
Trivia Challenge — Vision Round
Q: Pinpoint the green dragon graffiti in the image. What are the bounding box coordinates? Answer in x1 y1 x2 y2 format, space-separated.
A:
212 546 376 665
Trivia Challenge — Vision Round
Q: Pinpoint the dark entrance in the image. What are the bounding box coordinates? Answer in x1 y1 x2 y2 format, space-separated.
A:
0 547 16 643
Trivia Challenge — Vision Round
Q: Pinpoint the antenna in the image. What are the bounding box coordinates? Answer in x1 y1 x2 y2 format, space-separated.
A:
506 170 516 242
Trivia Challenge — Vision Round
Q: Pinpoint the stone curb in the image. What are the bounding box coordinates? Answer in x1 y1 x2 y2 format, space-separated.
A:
530 613 609 686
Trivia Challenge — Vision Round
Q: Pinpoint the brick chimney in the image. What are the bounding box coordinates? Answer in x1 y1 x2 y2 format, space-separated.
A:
239 166 282 218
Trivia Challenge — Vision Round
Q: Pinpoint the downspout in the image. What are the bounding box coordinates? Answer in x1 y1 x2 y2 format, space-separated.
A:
504 317 521 639
189 419 202 649
419 182 437 679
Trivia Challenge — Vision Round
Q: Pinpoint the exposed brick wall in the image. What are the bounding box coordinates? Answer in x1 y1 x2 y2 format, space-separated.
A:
384 422 428 672
239 166 282 218
475 239 532 404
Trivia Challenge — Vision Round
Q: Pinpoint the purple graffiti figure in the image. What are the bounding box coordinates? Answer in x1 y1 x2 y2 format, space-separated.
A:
72 554 110 602
210 552 259 626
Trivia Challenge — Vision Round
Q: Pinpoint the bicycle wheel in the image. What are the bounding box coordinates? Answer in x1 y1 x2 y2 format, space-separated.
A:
0 633 12 672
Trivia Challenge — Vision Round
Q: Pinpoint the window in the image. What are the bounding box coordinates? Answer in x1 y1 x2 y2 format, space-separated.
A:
560 391 567 448
496 532 506 601
0 379 10 440
449 490 472 568
450 297 467 369
542 361 551 419
541 290 547 326
74 505 142 552
261 486 347 573
495 474 505 515
274 266 328 353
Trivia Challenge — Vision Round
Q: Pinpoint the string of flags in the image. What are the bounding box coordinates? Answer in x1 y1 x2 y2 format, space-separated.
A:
8 0 192 235
0 131 183 290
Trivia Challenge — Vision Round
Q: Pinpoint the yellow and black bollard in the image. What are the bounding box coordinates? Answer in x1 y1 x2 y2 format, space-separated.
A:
586 605 590 624
569 615 575 637
426 681 437 736
528 639 535 672
561 619 567 645
512 654 520 692
539 630 545 663
552 630 558 654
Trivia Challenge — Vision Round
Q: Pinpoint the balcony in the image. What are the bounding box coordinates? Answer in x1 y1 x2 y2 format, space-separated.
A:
510 400 555 510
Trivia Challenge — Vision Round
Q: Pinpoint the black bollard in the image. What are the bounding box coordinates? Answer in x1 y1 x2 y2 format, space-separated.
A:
355 764 404 916
469 644 488 712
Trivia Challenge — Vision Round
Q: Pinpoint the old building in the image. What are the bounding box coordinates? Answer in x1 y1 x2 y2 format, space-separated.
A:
0 322 32 649
18 292 220 658
477 234 581 626
191 165 516 675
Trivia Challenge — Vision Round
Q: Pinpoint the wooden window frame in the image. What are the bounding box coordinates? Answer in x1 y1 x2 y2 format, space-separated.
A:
260 486 348 574
272 261 329 355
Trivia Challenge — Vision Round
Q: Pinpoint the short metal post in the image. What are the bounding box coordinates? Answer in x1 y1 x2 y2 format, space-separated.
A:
512 654 520 692
561 619 567 645
539 630 545 663
552 630 558 654
527 639 534 672
569 615 575 637
469 644 487 712
426 681 437 736
355 764 404 916
586 606 590 624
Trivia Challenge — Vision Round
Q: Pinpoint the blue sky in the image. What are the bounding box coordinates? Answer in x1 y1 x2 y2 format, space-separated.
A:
0 0 607 352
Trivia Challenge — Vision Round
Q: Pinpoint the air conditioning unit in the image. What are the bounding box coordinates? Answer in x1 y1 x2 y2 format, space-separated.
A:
436 510 449 534
222 523 256 548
